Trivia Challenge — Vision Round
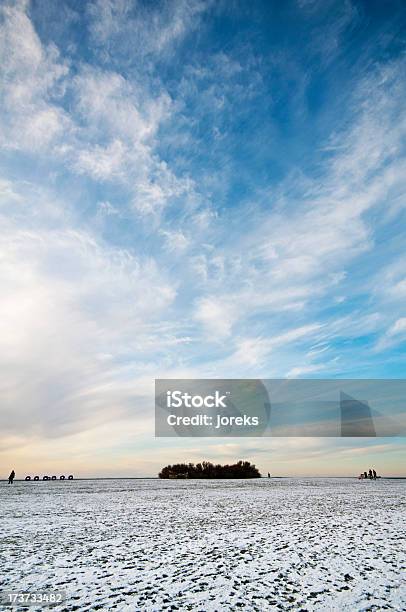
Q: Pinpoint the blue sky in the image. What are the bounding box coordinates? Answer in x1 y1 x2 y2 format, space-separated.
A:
0 0 405 476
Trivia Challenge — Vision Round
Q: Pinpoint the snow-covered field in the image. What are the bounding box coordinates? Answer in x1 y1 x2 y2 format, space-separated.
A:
1 478 405 611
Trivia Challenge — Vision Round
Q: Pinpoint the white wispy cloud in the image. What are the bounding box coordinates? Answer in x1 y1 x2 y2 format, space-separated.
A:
0 197 178 439
227 324 324 369
87 0 211 60
0 1 197 219
185 57 406 363
375 318 406 351
0 0 70 151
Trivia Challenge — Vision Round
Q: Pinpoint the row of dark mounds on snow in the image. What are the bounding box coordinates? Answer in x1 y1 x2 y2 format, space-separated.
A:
159 460 261 479
25 475 74 481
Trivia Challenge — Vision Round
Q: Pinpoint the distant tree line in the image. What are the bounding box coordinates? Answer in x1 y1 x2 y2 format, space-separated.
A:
158 460 261 479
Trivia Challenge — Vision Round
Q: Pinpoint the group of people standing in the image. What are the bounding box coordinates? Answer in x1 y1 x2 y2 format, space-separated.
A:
359 468 378 480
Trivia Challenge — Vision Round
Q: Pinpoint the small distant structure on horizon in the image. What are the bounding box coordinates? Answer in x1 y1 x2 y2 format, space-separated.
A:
23 474 74 481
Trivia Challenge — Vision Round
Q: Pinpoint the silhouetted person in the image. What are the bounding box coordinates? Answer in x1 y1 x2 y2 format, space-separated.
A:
372 469 377 480
8 470 15 484
268 472 270 478
368 468 373 480
364 471 368 479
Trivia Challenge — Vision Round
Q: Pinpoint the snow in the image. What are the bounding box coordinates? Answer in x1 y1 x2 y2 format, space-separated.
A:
1 478 405 611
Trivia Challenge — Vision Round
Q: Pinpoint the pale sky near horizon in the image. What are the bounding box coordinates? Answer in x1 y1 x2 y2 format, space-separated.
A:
1 0 405 478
